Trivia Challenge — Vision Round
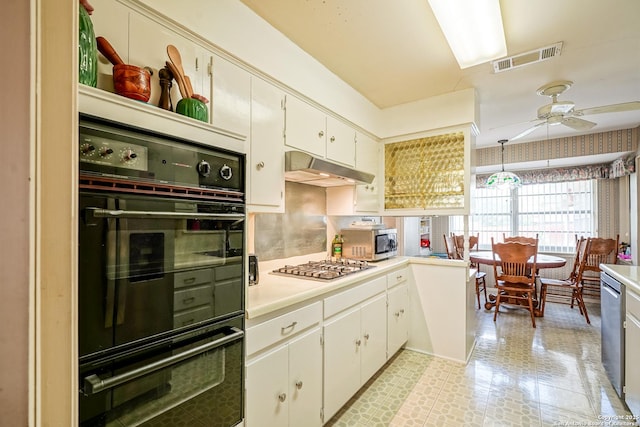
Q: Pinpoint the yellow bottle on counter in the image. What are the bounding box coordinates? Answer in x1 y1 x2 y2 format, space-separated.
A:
332 234 342 259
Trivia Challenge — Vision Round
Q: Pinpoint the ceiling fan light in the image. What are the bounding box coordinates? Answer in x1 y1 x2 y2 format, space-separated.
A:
428 0 507 69
487 171 522 189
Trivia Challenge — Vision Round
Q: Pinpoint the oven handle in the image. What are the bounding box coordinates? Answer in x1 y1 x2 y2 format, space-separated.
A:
82 326 244 396
88 208 245 221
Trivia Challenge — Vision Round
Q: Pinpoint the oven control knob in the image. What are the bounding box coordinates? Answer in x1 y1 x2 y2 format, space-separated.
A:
197 160 212 177
80 143 96 156
220 164 233 181
122 149 138 162
99 147 114 158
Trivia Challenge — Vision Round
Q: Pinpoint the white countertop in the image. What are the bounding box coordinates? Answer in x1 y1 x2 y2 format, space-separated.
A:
246 253 470 320
600 264 640 294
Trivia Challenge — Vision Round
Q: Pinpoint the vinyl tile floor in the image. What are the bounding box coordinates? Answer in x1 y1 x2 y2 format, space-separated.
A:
326 301 636 427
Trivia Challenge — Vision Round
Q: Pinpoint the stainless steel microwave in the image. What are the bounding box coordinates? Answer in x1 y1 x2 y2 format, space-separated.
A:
340 228 398 261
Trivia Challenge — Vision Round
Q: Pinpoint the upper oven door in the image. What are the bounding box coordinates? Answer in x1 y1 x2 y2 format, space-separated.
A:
79 192 245 358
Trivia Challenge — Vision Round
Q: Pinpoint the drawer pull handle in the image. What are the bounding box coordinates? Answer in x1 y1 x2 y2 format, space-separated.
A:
397 275 403 280
281 321 297 333
183 277 196 285
278 393 287 402
295 381 303 390
182 297 195 305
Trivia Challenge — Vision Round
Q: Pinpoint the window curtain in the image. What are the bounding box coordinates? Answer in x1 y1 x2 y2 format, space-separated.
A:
476 155 636 188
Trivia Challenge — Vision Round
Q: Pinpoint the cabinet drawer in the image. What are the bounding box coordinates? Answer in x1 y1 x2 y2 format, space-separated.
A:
174 269 213 289
628 289 640 319
246 301 322 356
387 268 408 289
215 264 242 281
174 285 213 311
173 305 214 328
324 276 386 319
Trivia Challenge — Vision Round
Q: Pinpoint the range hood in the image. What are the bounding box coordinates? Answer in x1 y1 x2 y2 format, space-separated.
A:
284 150 375 187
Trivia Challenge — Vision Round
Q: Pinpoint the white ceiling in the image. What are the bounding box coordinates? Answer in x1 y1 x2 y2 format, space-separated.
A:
240 0 640 155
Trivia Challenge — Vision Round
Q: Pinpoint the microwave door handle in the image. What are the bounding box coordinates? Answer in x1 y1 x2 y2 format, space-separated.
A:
88 208 245 222
82 326 244 395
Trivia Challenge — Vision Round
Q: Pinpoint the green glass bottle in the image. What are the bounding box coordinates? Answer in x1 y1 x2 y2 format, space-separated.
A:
78 0 97 87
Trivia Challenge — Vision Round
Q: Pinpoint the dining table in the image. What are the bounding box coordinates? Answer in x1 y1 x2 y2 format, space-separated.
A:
468 251 568 316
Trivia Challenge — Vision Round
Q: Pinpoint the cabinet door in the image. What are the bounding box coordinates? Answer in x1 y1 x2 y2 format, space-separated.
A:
354 132 380 212
289 328 322 427
323 307 361 421
210 53 251 137
248 78 284 210
284 95 326 157
246 345 289 427
387 284 409 356
360 294 388 381
129 14 206 113
626 290 640 418
326 116 356 167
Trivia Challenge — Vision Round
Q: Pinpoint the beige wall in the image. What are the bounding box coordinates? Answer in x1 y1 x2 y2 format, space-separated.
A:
1 1 31 424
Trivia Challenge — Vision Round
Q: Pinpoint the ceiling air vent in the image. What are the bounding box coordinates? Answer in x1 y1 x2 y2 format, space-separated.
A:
492 42 563 73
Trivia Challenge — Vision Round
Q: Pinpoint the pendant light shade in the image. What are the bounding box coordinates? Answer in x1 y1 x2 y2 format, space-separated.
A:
487 140 521 190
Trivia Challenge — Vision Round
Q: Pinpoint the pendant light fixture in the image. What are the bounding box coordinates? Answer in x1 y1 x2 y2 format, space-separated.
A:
486 139 522 189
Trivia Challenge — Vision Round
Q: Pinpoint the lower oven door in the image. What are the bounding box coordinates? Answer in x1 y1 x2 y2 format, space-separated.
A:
79 315 244 427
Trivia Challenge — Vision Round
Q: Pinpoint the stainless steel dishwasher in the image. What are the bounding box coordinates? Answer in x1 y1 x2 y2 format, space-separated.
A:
601 271 625 399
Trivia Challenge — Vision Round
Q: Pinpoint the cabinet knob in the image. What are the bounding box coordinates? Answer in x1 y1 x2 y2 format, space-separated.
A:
395 311 401 318
355 339 362 346
364 333 370 340
278 393 287 402
256 161 265 169
318 130 324 138
295 380 303 390
400 309 405 315
330 136 335 143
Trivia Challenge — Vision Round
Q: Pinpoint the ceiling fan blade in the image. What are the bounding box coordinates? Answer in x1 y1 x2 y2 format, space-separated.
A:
574 101 640 116
561 116 596 131
509 122 545 141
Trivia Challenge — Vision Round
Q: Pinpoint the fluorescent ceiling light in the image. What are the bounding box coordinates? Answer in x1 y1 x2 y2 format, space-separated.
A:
428 0 507 69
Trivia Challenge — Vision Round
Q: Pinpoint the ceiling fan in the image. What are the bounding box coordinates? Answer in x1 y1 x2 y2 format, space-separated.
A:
509 80 640 141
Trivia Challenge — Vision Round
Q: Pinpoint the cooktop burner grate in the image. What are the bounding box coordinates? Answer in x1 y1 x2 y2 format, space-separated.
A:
271 259 374 281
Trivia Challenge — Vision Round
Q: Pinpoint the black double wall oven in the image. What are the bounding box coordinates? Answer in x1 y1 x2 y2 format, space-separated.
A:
78 116 245 426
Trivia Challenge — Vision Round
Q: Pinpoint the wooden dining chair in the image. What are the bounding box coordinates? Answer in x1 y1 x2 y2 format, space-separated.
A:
503 233 539 245
443 234 460 260
580 235 619 294
452 233 487 309
491 238 539 327
539 237 591 323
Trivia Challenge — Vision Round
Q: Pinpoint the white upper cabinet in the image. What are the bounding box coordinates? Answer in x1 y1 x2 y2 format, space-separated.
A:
355 132 380 213
284 95 326 158
210 53 251 137
326 116 356 167
248 78 285 211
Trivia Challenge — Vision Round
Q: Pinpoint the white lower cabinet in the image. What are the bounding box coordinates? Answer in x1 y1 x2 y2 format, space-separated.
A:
625 288 640 419
323 291 387 421
246 327 322 427
387 283 409 355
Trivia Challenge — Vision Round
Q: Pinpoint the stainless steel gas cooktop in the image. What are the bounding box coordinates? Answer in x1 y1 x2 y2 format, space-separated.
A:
271 259 374 281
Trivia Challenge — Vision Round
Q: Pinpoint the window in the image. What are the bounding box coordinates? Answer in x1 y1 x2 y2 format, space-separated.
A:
450 180 595 253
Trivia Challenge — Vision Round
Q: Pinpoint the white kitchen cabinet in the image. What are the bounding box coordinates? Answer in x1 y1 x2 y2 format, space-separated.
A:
625 287 640 419
354 132 380 213
326 116 356 167
387 283 409 356
210 53 251 137
323 283 387 421
284 95 356 167
246 328 323 427
248 78 285 211
284 95 326 158
246 302 323 427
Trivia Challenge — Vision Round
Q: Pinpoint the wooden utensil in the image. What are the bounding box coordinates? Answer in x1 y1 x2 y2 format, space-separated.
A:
166 45 192 98
96 36 124 66
165 60 188 99
184 75 195 100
